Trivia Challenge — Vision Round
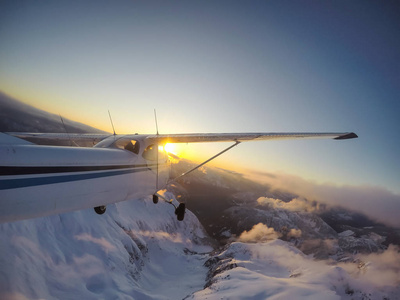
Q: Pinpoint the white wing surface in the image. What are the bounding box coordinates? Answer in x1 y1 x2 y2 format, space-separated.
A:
5 132 357 146
5 132 111 145
146 132 358 144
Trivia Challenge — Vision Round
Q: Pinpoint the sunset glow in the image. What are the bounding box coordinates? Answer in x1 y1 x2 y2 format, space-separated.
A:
164 143 176 155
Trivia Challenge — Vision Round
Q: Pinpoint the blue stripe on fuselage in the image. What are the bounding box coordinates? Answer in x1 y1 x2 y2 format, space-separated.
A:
0 168 149 190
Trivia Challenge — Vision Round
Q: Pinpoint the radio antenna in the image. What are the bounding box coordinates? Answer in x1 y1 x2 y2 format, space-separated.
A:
154 109 159 191
59 114 76 146
154 109 159 135
108 110 116 136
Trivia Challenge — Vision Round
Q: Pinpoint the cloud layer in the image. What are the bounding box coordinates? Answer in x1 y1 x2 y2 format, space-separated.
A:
257 196 321 213
247 171 400 228
238 223 281 243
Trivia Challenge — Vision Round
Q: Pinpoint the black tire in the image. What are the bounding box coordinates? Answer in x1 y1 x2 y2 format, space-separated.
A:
94 205 106 215
153 194 159 204
175 203 185 221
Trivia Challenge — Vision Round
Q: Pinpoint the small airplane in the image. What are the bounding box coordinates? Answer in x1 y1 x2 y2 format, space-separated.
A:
0 130 357 223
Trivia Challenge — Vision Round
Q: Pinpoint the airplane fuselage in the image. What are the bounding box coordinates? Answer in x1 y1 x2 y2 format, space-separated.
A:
0 137 170 223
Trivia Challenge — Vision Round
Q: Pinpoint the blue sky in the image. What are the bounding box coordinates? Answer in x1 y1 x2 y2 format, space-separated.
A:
1 1 399 193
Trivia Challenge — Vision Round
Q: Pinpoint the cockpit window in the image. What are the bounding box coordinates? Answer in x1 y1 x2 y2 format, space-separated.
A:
115 139 140 154
94 137 140 154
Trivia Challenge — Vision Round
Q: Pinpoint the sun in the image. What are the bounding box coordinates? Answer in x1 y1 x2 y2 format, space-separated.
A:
164 143 176 155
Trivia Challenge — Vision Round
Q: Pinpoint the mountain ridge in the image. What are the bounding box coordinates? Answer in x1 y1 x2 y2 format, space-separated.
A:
0 91 107 134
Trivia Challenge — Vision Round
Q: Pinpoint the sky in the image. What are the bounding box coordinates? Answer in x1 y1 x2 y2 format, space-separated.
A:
0 1 399 194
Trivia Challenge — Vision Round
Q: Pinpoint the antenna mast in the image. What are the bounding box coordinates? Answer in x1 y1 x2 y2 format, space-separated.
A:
154 109 159 191
108 110 116 136
59 114 74 146
154 109 159 135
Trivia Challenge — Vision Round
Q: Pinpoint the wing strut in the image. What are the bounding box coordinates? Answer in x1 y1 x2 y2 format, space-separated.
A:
170 140 241 184
108 110 116 136
153 140 241 221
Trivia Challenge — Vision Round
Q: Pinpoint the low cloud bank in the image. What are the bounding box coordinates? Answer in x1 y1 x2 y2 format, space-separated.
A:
287 228 302 238
247 171 400 228
75 233 117 253
237 223 302 243
340 244 400 288
257 196 322 213
238 223 281 243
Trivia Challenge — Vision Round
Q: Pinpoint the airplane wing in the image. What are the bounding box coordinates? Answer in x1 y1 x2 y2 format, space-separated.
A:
5 131 357 146
146 132 358 144
5 132 111 145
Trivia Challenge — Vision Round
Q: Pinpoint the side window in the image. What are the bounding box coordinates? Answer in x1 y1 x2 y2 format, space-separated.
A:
115 139 140 154
123 140 140 154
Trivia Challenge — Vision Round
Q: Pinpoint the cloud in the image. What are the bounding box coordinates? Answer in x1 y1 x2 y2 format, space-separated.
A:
257 197 284 209
71 254 107 278
287 228 302 238
257 196 321 212
134 230 188 244
247 171 400 228
238 223 281 243
339 244 400 288
299 238 339 257
74 233 117 253
11 235 52 265
11 235 107 283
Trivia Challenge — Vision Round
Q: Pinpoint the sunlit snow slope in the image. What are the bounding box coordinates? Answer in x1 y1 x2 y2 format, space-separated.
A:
0 192 213 300
190 240 400 300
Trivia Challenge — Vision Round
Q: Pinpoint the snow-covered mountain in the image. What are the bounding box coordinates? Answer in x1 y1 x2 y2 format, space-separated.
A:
2 191 399 299
0 193 213 300
2 189 399 300
0 91 106 144
190 240 400 300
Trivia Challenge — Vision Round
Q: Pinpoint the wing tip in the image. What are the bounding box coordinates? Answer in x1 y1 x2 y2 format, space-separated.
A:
334 132 358 140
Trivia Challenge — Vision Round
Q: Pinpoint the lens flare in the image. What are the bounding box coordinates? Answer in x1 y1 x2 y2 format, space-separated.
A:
164 143 175 154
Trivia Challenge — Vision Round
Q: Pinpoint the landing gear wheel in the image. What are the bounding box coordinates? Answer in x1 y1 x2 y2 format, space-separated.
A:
175 203 186 221
94 205 106 215
153 194 159 204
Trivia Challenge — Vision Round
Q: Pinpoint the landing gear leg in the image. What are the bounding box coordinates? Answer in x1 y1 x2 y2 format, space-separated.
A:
153 194 159 204
175 203 186 221
153 192 185 221
94 205 106 215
